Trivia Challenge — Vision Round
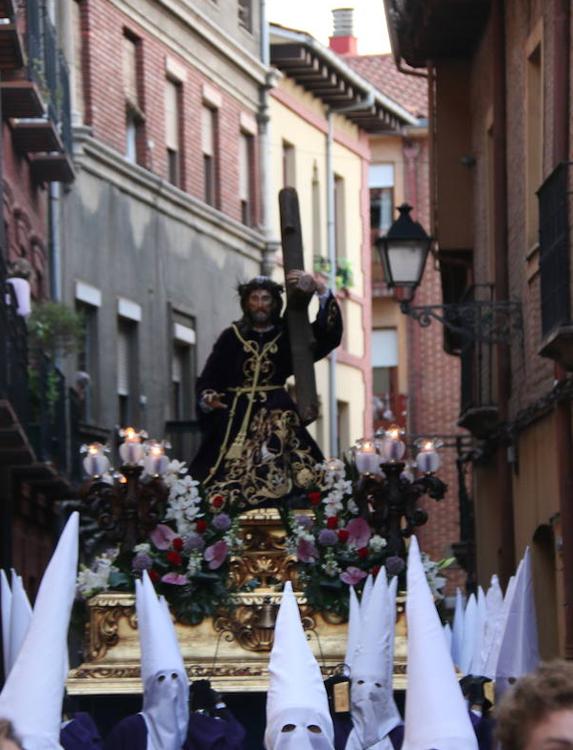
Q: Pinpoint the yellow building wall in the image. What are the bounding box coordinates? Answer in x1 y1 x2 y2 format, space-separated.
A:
269 78 368 455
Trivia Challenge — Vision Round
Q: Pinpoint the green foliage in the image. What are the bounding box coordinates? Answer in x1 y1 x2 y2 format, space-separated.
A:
28 301 84 357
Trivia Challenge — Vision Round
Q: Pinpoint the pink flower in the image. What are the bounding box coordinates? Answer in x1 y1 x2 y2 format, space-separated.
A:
340 566 368 586
346 518 372 548
161 572 187 585
150 524 178 550
297 538 319 563
204 540 228 570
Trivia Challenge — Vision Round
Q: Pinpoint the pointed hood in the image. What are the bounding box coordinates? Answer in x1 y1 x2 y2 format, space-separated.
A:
265 581 333 749
8 571 33 675
0 512 79 750
469 587 487 676
479 575 503 678
443 623 453 652
360 574 374 618
495 548 539 700
344 586 361 673
1 568 12 678
352 569 392 678
402 536 478 750
136 572 189 750
451 588 464 668
459 594 477 675
483 574 516 679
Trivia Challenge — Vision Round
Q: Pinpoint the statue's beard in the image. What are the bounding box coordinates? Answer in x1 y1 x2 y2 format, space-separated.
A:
246 309 274 327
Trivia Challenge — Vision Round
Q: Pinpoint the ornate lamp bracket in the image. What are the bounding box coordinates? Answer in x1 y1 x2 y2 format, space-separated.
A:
399 297 523 345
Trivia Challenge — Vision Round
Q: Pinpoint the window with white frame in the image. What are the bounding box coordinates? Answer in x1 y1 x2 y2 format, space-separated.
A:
369 163 395 236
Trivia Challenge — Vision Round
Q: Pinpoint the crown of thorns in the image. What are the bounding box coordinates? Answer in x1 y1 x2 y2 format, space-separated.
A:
237 276 284 300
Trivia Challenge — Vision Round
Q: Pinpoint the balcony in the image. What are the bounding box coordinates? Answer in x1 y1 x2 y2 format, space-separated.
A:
457 285 498 437
373 392 408 431
0 0 24 71
1 0 74 183
538 161 573 369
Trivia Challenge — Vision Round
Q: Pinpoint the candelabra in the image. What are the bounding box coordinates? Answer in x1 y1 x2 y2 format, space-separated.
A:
80 428 170 553
351 427 447 559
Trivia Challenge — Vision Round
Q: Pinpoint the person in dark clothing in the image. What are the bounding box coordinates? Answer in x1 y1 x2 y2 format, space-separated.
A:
190 272 342 510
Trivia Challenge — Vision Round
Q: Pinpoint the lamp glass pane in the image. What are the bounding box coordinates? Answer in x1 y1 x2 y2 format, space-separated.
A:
387 241 427 285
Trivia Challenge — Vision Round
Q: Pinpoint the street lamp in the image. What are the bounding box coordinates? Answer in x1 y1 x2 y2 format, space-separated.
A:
375 205 522 344
376 203 432 295
81 427 170 553
351 428 447 559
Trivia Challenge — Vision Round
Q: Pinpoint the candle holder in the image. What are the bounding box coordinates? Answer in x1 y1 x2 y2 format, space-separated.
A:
351 428 447 559
81 427 169 554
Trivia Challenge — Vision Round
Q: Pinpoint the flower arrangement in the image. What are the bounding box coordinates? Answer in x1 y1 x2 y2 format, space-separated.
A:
284 458 400 618
77 460 244 624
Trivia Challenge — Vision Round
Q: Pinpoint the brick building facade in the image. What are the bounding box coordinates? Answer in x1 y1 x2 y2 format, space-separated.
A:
386 0 573 656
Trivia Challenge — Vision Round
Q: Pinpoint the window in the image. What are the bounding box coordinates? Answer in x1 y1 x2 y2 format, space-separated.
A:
123 32 144 164
202 105 217 206
238 0 252 31
282 140 295 188
336 400 349 458
166 78 183 187
239 131 254 225
526 32 543 251
334 174 346 260
369 163 394 237
372 327 399 403
75 301 98 422
117 318 138 427
172 344 192 420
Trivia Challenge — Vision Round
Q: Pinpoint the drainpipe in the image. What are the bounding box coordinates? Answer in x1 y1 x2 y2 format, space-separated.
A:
492 0 515 584
552 0 573 658
48 182 61 302
326 92 375 456
258 0 280 275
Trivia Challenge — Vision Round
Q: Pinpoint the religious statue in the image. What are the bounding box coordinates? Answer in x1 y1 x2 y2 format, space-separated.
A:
190 271 342 509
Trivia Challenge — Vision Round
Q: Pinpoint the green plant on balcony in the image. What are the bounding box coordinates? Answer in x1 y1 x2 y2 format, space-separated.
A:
313 255 332 275
336 258 354 290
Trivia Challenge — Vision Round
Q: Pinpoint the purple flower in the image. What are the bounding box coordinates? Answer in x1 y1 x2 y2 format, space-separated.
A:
184 533 205 552
150 524 177 550
295 514 313 530
212 513 232 532
385 556 406 576
161 572 188 585
132 552 152 572
204 540 229 570
340 566 368 586
318 529 338 546
297 538 319 563
346 518 372 548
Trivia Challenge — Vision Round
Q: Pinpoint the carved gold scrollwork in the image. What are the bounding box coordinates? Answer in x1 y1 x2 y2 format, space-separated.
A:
88 604 136 661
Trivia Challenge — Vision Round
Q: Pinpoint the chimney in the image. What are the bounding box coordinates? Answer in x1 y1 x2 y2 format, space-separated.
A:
329 7 357 56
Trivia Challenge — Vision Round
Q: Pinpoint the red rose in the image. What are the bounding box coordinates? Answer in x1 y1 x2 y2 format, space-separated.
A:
326 516 338 530
172 537 184 551
337 529 349 543
371 564 381 576
211 494 224 509
308 491 322 506
149 569 160 583
357 547 369 559
166 551 183 566
196 519 208 534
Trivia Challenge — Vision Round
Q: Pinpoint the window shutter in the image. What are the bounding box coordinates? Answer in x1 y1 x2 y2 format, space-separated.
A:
165 80 179 151
202 106 214 156
239 133 249 201
123 36 138 107
117 329 130 396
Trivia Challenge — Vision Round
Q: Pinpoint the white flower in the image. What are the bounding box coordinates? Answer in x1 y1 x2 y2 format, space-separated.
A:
369 535 387 552
134 542 151 554
347 499 359 515
76 553 118 598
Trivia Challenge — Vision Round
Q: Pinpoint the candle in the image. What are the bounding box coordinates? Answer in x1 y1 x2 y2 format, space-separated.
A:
144 441 169 477
378 426 406 462
82 442 110 478
119 426 145 465
355 440 382 476
416 440 440 474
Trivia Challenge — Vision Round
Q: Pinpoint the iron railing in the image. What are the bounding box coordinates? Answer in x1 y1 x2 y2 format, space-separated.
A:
26 0 73 153
0 282 30 426
538 161 572 337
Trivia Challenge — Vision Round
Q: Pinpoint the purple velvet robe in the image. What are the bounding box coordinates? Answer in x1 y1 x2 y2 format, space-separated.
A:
104 712 246 750
60 712 103 750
